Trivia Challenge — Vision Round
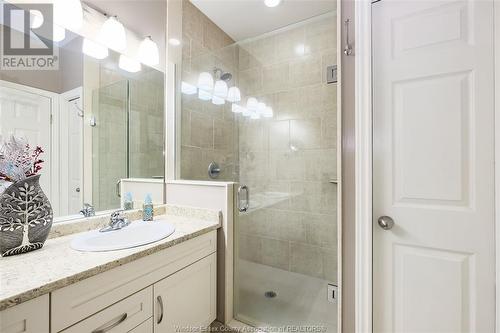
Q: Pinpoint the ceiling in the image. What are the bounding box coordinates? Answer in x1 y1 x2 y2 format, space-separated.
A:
190 0 336 41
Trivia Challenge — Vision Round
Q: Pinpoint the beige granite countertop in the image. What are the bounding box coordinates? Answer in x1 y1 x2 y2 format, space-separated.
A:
0 207 221 311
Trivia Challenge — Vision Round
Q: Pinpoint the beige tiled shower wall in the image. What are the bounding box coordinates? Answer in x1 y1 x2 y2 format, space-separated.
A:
180 0 239 181
237 13 338 282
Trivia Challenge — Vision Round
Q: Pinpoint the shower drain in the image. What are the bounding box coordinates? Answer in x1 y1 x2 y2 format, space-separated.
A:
264 291 277 298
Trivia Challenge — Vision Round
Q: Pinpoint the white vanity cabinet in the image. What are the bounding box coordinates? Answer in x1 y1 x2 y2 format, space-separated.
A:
154 253 217 333
0 294 49 333
0 231 217 333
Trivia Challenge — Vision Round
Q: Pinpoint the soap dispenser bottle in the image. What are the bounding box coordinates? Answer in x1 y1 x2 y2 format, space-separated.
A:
124 192 134 210
143 193 154 221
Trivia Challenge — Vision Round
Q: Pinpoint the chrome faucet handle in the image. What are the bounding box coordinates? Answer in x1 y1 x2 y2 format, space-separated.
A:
110 210 125 223
100 210 131 232
80 203 95 217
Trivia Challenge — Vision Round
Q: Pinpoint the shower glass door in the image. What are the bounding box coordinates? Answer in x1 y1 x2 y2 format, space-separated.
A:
178 2 338 331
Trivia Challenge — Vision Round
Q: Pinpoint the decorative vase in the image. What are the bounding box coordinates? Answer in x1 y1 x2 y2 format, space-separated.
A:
0 175 53 256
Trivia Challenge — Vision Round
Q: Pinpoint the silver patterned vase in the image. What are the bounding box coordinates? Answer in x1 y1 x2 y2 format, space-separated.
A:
0 175 53 256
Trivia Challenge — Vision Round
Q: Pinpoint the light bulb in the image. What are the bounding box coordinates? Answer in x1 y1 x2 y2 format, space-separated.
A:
227 86 241 103
264 0 282 7
181 82 197 95
198 89 212 101
242 108 251 117
138 36 160 66
198 72 214 91
212 96 225 105
98 16 126 51
250 111 260 120
53 0 83 31
82 38 108 59
213 80 228 99
53 24 66 42
246 97 258 111
257 102 267 115
119 55 141 73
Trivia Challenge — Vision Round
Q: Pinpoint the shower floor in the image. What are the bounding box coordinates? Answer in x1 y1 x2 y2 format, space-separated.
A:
235 260 337 332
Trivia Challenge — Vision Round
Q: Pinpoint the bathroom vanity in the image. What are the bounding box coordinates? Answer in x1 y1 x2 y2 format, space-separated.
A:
0 206 220 333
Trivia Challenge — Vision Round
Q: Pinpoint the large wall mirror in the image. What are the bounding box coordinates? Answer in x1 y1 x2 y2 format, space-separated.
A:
0 1 166 221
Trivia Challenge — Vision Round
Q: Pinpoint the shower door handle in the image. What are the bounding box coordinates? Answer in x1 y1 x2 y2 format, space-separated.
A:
238 185 249 212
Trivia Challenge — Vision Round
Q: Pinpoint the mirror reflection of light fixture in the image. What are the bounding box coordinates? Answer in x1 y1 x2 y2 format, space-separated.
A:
264 106 274 118
198 72 214 91
138 36 159 66
119 55 141 73
246 97 258 111
82 38 109 59
213 80 228 99
198 89 212 101
53 0 83 31
257 102 267 115
181 82 197 95
99 16 126 51
250 111 260 120
168 38 181 46
227 87 241 103
231 104 244 113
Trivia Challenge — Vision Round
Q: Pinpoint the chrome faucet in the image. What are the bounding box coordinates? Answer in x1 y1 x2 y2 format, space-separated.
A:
80 203 95 217
99 210 131 233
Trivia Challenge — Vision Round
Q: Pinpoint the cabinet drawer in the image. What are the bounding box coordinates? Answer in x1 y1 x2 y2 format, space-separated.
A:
52 231 216 332
61 287 152 333
0 294 49 333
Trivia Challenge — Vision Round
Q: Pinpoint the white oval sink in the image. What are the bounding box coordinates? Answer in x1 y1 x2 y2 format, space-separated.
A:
71 220 176 252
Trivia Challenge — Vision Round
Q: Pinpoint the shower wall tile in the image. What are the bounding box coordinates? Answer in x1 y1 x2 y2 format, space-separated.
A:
261 238 290 271
290 242 324 278
263 63 290 93
289 55 322 88
290 118 322 149
190 111 214 148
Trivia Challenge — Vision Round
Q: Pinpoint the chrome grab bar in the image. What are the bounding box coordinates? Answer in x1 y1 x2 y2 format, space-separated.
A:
238 185 249 212
92 313 127 333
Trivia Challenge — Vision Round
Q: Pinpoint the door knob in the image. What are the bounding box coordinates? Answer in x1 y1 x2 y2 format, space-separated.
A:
378 216 394 230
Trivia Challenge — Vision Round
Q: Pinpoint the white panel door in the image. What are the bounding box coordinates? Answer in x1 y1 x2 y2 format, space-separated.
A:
373 1 495 332
0 85 52 198
67 98 83 213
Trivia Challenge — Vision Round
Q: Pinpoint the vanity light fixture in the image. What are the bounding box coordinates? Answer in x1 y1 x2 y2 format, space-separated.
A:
264 0 282 7
82 38 109 60
242 107 252 117
227 86 241 103
212 96 225 105
181 82 197 95
250 111 261 120
198 72 214 91
138 36 160 66
99 15 126 51
53 0 83 31
119 54 141 73
257 102 267 115
213 80 228 99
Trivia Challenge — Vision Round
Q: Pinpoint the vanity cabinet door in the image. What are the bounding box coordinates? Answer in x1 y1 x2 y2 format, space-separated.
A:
128 318 153 333
153 253 216 333
0 295 49 333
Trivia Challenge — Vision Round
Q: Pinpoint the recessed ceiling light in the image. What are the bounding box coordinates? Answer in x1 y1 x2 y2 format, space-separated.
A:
264 0 282 7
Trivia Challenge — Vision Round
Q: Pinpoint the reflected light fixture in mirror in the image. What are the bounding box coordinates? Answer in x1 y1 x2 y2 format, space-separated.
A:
264 0 282 7
139 36 160 66
198 72 214 91
227 86 241 103
212 96 225 105
83 38 109 59
231 104 245 113
119 55 141 73
246 97 258 111
213 80 228 99
168 38 181 46
98 16 126 51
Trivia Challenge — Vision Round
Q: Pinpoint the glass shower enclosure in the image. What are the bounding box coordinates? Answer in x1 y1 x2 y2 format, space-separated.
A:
178 3 339 331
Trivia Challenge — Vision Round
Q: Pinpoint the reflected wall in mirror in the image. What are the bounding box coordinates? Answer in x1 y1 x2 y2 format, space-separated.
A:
0 1 166 220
